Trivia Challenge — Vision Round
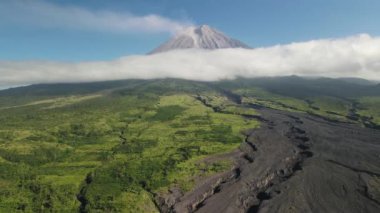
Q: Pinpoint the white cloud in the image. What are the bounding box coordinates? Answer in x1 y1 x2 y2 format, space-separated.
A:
1 34 380 87
0 0 192 33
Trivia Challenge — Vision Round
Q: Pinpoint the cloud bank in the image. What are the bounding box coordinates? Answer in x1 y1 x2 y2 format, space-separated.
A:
1 34 380 88
0 0 191 33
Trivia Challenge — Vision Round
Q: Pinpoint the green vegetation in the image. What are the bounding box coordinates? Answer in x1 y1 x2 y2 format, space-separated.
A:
0 77 379 212
357 97 380 125
0 82 259 212
235 87 310 112
235 86 379 124
198 91 258 116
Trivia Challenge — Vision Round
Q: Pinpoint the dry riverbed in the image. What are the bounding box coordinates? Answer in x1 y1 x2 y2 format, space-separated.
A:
157 106 380 213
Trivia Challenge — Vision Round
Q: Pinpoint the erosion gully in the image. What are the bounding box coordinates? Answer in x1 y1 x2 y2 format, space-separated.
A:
156 93 380 213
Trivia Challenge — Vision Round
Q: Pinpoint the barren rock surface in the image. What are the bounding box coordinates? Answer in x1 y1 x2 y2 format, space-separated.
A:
158 107 380 213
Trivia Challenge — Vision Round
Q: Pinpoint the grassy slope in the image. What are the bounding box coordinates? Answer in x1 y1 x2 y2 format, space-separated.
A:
217 77 380 125
357 97 380 124
0 86 259 212
0 77 379 212
234 87 379 124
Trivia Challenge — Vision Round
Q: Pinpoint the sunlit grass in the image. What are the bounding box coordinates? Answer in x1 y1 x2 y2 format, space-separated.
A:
0 91 260 212
357 97 380 125
0 94 102 110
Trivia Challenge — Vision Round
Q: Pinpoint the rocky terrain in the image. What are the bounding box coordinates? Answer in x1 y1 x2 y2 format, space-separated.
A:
149 25 250 54
157 106 380 213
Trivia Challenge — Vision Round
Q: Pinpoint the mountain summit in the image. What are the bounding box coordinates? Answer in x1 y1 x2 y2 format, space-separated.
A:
149 25 250 54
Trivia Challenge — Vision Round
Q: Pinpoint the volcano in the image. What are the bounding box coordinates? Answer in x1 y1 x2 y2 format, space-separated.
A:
149 25 250 54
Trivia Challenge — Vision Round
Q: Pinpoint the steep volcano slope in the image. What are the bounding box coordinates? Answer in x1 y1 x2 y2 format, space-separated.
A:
149 25 250 54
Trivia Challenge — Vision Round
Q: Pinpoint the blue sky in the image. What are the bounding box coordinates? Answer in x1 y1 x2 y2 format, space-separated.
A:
1 0 379 61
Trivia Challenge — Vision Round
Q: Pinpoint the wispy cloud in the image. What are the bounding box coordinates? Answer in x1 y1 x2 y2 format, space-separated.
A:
1 34 380 88
0 0 192 33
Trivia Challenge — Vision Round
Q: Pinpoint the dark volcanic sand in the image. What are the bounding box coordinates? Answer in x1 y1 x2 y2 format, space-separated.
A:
157 107 380 213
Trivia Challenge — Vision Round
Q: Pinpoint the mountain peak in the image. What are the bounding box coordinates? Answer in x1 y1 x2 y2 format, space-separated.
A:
149 25 250 54
196 24 213 32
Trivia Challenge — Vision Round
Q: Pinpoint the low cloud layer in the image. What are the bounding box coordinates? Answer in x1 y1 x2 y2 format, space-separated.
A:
1 34 380 88
0 0 191 33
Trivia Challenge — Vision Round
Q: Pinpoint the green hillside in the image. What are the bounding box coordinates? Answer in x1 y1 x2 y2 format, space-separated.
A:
0 77 379 212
